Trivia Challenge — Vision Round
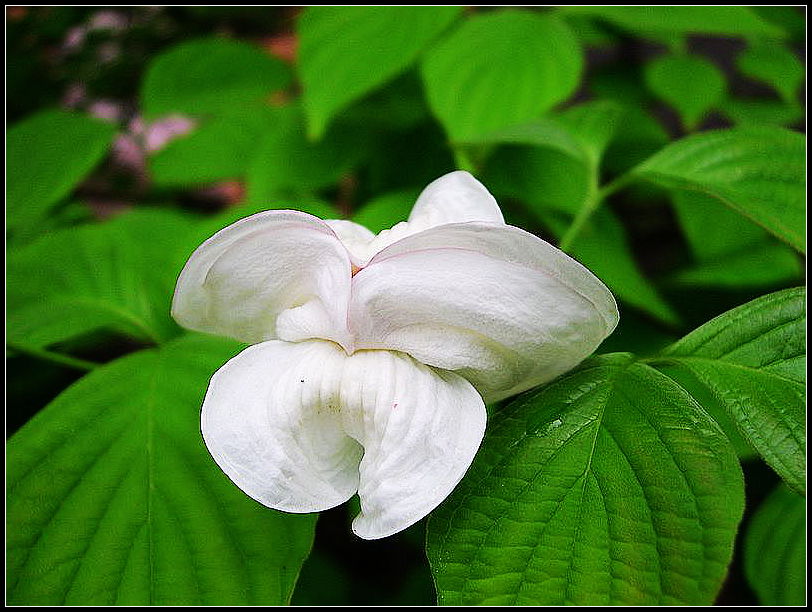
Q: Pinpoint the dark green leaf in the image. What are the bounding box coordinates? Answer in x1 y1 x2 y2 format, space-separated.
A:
633 127 806 253
670 243 802 289
421 10 582 142
721 98 804 127
644 54 726 131
650 287 806 494
297 6 460 139
427 354 744 605
7 334 317 605
7 110 116 236
744 485 806 606
352 190 418 233
141 37 291 118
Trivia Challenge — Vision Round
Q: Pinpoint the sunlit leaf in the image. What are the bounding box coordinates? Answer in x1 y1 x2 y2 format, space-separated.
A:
297 6 460 139
651 287 806 494
427 353 744 605
744 485 806 606
422 10 582 142
7 110 116 237
633 127 806 253
141 37 291 118
6 334 317 605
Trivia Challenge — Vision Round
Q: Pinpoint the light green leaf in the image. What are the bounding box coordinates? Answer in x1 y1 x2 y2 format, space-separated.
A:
7 209 198 349
421 10 582 142
644 54 726 131
559 6 784 39
245 105 369 205
297 6 460 139
633 126 806 253
7 110 116 236
141 37 291 118
736 41 804 104
149 105 277 186
427 354 744 605
744 485 806 605
651 287 806 494
6 334 317 605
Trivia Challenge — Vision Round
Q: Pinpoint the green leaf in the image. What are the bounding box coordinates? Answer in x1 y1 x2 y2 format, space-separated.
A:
633 126 806 253
650 287 806 494
670 191 802 288
7 110 116 236
141 37 291 118
721 97 804 127
427 353 744 605
149 105 276 186
245 105 369 204
297 6 460 139
644 55 726 131
736 41 804 104
744 485 806 606
559 6 784 39
465 100 622 171
6 334 317 605
7 209 198 349
421 10 583 142
352 190 418 233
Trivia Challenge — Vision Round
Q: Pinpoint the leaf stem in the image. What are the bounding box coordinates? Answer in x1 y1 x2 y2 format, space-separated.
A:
7 341 99 371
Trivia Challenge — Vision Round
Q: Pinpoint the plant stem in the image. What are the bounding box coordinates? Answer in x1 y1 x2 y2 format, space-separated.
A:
7 341 99 371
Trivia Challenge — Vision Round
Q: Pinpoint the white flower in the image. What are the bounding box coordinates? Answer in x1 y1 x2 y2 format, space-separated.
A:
172 171 618 539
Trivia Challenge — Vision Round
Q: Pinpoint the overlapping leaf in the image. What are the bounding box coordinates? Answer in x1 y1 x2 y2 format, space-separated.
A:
7 334 317 605
427 354 744 605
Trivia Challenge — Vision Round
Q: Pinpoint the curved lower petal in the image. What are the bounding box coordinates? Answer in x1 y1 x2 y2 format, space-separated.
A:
201 339 486 539
172 210 352 347
340 349 486 540
349 222 619 403
201 340 363 513
408 170 505 227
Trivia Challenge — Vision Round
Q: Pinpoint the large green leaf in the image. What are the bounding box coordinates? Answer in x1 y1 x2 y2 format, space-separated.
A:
7 209 198 349
149 105 277 186
633 127 806 253
559 6 784 38
427 354 744 605
7 110 116 237
650 287 806 494
736 41 804 105
297 6 460 139
6 334 317 605
744 485 806 605
421 10 582 142
644 54 726 131
141 37 291 118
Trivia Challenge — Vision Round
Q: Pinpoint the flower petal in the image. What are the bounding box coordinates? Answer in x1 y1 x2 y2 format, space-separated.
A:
349 222 619 402
201 338 486 539
340 349 486 540
201 340 363 513
408 170 505 227
172 210 353 347
324 219 376 266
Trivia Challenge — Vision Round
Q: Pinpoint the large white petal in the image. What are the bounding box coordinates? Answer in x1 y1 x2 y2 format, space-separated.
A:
172 210 353 347
201 340 363 513
349 222 619 403
408 170 505 227
201 339 486 539
340 349 486 540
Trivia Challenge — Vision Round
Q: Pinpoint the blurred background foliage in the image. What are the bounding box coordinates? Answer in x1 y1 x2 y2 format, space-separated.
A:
6 5 806 606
